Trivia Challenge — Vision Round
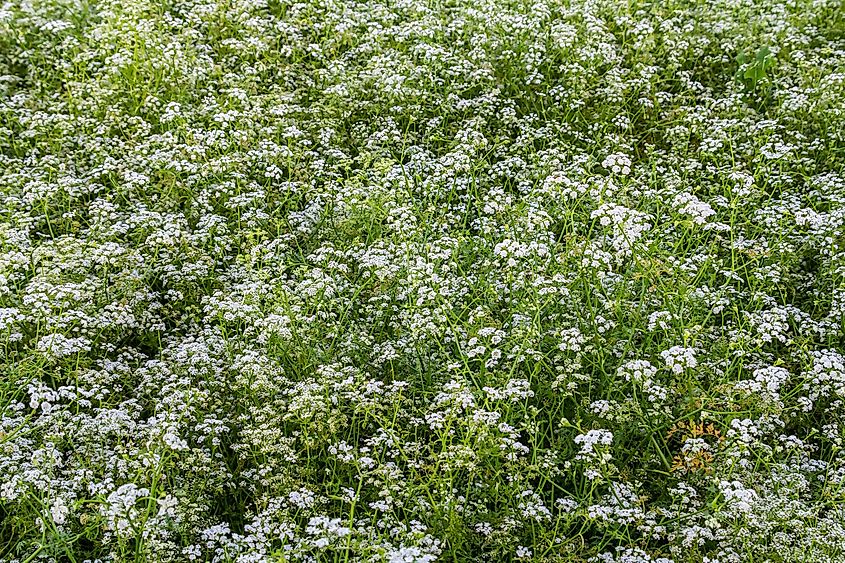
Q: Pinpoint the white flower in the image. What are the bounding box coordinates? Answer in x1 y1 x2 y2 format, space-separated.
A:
617 360 657 384
162 428 189 450
660 346 697 374
647 311 673 331
50 497 69 526
718 480 757 513
387 545 439 563
516 546 533 559
35 334 91 359
100 484 150 537
574 429 614 460
602 153 632 176
672 192 716 225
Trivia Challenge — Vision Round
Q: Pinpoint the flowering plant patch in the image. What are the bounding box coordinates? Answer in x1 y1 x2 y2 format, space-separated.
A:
1 0 845 561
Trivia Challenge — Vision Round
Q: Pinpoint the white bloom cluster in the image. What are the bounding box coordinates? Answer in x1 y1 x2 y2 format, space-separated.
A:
647 311 673 331
745 308 791 344
660 346 698 374
543 171 589 200
484 379 534 402
672 192 716 225
50 496 69 526
803 350 845 402
100 484 150 538
618 360 668 403
718 480 758 514
618 360 657 385
591 202 652 256
574 429 614 461
735 366 790 404
35 333 91 358
593 547 674 563
559 327 587 352
602 153 632 176
517 489 552 521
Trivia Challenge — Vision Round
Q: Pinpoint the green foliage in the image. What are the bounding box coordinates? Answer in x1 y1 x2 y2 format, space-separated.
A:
1 0 845 561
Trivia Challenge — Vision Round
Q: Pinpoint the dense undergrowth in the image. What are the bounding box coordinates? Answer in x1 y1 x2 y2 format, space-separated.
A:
2 0 845 561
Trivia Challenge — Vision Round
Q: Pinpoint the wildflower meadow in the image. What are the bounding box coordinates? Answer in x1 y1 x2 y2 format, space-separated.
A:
1 0 845 561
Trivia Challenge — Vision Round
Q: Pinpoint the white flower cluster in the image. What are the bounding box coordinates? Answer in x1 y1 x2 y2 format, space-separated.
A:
593 547 674 563
100 484 151 538
735 365 790 404
591 203 652 256
618 360 657 385
803 350 845 404
602 153 632 176
647 311 673 331
50 496 69 526
718 480 758 514
484 379 535 402
660 346 698 375
672 192 716 225
574 429 614 461
35 333 91 358
618 360 668 403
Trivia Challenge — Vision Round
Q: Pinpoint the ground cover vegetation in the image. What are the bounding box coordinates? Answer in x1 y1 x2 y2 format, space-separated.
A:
1 0 845 560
